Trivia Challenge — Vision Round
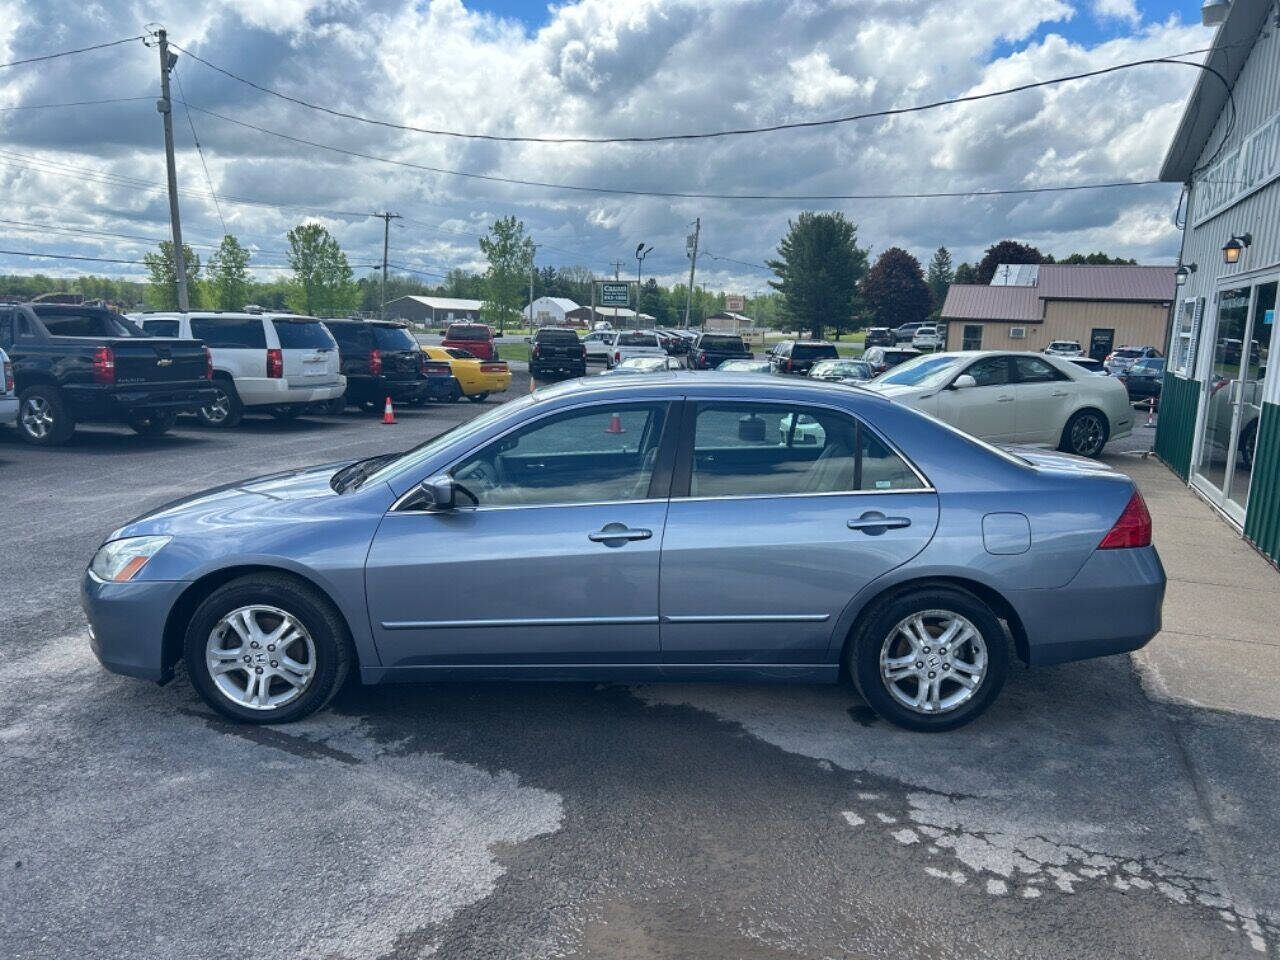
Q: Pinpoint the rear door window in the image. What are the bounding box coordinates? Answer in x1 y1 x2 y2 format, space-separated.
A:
272 319 336 349
964 356 1011 386
684 403 924 498
141 318 180 337
1011 356 1065 383
191 317 267 349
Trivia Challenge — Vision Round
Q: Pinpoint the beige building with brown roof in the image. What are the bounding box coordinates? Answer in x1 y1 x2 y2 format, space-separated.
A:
940 264 1177 360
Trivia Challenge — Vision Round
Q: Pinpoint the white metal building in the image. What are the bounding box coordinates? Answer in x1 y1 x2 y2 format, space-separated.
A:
523 297 580 326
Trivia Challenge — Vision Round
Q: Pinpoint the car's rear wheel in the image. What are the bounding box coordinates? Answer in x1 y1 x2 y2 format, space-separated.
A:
198 380 244 428
322 395 347 416
446 381 463 402
848 586 1008 732
271 405 304 421
1059 409 1109 458
17 385 75 445
128 410 177 437
467 392 489 403
184 574 352 724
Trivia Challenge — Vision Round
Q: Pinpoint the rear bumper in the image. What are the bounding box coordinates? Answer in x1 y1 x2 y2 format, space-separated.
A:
81 572 188 682
237 376 346 407
0 395 16 424
347 376 443 403
1009 546 1165 666
64 383 220 420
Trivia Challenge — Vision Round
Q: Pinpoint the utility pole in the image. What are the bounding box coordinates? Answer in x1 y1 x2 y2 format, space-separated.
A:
154 29 189 312
683 217 700 329
609 260 624 327
527 244 538 331
375 212 401 320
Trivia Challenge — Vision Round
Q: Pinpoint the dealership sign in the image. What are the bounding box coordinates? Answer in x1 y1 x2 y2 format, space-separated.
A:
599 282 630 306
1194 108 1280 226
725 295 745 312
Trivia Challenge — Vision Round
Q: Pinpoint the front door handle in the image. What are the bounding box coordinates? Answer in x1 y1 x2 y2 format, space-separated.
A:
588 523 653 543
847 513 911 533
996 394 1014 402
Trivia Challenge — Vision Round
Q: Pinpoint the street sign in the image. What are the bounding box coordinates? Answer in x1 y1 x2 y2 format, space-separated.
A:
725 295 745 312
600 282 630 306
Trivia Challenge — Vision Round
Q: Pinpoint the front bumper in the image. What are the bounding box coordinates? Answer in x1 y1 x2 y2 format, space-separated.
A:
1009 545 1165 666
82 572 189 682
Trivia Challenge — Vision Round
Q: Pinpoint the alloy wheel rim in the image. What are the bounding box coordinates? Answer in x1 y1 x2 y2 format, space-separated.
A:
206 604 317 711
1071 415 1104 455
21 397 52 438
879 610 987 715
201 389 230 423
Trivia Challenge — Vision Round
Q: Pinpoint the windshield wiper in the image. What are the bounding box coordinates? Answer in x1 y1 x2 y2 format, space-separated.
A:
332 454 399 494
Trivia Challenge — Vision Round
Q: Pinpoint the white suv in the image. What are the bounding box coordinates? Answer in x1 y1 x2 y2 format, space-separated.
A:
133 312 344 427
911 326 942 351
582 330 614 363
605 330 666 368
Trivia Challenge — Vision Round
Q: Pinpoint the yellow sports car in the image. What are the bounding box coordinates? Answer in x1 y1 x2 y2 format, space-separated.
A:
421 345 512 402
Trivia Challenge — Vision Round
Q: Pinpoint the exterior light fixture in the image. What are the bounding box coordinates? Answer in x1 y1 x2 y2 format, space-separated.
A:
1201 0 1230 26
1222 233 1252 265
1174 263 1197 285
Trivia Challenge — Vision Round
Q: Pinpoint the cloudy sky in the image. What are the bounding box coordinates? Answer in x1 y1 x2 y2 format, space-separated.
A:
0 0 1213 294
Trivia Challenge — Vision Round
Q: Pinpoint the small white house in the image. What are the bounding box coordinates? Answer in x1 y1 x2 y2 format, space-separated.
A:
524 297 580 326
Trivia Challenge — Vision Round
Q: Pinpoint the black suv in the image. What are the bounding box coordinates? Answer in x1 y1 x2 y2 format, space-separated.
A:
864 327 895 347
529 327 587 379
322 319 453 411
691 333 752 369
768 340 839 375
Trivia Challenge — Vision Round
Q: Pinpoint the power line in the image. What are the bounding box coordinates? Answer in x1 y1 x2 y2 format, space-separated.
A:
0 35 144 70
0 248 306 269
170 42 1228 145
184 100 1170 202
0 96 153 112
171 64 227 234
701 251 772 272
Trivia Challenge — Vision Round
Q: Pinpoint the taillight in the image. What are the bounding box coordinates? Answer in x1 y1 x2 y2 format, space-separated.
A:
580 344 587 359
266 348 283 379
369 348 382 376
697 350 707 368
204 347 213 380
92 345 115 385
1103 353 1114 364
786 358 794 372
480 363 506 373
614 351 621 362
418 352 427 374
533 344 541 359
424 362 451 377
3 358 12 393
1098 491 1152 550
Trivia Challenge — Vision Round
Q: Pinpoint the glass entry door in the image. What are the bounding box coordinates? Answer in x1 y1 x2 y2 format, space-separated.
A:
1194 282 1277 522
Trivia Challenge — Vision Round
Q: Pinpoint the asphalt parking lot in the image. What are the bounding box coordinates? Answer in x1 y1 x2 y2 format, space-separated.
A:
1 372 1276 960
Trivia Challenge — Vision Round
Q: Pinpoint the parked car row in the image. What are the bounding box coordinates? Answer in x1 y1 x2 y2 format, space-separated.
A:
0 304 507 445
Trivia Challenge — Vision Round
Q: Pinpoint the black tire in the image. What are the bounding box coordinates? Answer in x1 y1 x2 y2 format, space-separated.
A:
16 384 75 445
128 409 177 437
360 399 382 414
446 380 463 403
847 585 1009 732
197 380 244 428
271 405 304 421
1059 409 1110 458
322 395 347 416
183 573 354 724
1239 419 1258 468
467 392 489 403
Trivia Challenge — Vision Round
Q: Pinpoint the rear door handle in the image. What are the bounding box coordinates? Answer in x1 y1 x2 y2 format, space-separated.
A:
588 524 653 543
847 513 911 532
997 395 1014 402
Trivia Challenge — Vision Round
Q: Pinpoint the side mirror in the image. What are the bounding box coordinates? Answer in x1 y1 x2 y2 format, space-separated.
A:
952 374 977 389
417 474 477 511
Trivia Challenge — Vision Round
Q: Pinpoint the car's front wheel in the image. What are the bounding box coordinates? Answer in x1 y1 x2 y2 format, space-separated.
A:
184 574 353 724
1060 409 1110 458
848 586 1009 732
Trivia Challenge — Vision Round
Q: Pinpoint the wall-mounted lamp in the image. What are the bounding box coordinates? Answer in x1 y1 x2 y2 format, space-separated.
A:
1201 0 1230 26
1174 263 1197 286
1222 233 1252 265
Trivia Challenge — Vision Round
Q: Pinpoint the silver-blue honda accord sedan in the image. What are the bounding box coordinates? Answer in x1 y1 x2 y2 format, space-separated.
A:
83 373 1164 731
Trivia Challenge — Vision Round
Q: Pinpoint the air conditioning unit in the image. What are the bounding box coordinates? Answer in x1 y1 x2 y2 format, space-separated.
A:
1009 327 1027 339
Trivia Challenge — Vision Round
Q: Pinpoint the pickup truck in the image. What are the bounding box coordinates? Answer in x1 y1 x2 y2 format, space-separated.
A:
605 330 667 369
690 333 752 370
529 327 587 379
0 303 216 445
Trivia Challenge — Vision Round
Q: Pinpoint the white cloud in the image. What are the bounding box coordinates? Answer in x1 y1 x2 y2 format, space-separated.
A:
0 0 1214 291
1093 0 1141 25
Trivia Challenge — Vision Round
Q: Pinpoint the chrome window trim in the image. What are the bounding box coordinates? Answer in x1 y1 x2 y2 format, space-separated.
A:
681 395 933 494
389 495 669 514
672 487 936 504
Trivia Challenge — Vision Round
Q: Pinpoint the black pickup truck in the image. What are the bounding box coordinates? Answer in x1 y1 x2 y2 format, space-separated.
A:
691 332 753 370
529 327 587 379
0 303 216 445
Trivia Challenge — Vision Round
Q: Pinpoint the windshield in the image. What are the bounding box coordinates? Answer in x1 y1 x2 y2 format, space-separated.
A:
272 319 335 349
357 394 538 489
448 325 490 340
536 329 580 343
372 325 418 350
876 353 963 386
813 360 871 378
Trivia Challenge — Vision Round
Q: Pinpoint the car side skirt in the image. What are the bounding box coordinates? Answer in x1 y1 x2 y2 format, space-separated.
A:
360 663 840 684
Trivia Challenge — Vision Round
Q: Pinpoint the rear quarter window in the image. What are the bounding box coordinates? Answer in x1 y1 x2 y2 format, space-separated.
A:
272 319 336 349
191 317 267 349
141 319 180 337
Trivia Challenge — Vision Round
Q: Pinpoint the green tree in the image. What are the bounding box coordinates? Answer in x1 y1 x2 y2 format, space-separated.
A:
953 262 978 284
207 235 251 311
766 212 868 340
478 216 535 333
285 223 358 317
1059 251 1137 265
638 278 671 326
862 247 932 330
143 241 203 309
925 246 954 314
976 240 1045 285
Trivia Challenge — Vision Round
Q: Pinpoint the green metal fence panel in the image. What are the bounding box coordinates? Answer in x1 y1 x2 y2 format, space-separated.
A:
1243 402 1280 567
1153 374 1200 481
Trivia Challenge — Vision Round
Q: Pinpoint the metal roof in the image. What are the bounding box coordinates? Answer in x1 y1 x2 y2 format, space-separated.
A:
939 284 1043 322
391 296 484 311
1160 0 1272 182
989 263 1040 286
1036 264 1176 302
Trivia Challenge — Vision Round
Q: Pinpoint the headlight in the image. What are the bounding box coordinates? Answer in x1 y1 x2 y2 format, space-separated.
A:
89 536 172 582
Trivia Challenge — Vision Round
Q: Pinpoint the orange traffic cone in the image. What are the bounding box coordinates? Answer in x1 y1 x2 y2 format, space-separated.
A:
382 396 396 425
605 412 625 434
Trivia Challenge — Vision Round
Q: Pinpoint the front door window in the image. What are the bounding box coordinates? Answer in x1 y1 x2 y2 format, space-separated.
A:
1196 287 1253 500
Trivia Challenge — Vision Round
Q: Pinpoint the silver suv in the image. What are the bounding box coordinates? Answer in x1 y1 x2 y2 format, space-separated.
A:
133 312 344 427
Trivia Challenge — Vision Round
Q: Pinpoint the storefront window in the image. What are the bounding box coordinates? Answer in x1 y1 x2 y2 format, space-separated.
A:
1171 297 1202 377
